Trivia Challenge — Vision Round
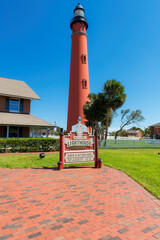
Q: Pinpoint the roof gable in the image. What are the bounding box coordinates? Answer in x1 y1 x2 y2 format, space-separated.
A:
149 123 160 127
0 112 54 127
127 130 140 134
0 77 40 100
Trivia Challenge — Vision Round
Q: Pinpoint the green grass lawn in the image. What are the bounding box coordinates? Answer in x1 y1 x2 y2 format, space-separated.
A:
0 153 59 169
0 153 92 169
99 149 160 199
0 149 160 199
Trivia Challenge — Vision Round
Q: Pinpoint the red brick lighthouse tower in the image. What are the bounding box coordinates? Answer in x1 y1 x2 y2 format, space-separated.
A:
67 3 90 132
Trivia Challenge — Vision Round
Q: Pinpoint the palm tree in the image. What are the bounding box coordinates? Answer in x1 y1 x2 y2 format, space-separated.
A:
83 93 107 135
83 93 99 134
83 80 126 138
103 80 126 139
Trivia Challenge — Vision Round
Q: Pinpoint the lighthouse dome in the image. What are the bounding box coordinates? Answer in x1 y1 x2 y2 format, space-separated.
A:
74 3 85 17
70 3 88 29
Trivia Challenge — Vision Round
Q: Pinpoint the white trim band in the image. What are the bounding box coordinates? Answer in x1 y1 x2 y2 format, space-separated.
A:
64 150 95 153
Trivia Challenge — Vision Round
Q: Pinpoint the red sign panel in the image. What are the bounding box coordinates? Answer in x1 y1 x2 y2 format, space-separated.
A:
58 118 100 170
64 131 95 164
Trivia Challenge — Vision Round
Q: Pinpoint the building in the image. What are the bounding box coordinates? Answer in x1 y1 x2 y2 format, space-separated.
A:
67 3 90 132
0 77 54 138
127 129 143 138
41 128 59 138
150 123 160 139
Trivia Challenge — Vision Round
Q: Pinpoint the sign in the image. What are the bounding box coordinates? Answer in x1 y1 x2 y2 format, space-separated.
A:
64 117 95 164
58 116 100 170
66 139 93 148
65 151 94 163
74 136 86 140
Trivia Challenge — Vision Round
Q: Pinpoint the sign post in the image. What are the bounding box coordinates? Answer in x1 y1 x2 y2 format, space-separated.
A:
94 129 99 168
58 128 64 170
58 118 102 170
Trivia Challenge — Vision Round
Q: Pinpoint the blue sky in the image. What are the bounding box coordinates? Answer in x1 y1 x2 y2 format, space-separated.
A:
0 0 160 131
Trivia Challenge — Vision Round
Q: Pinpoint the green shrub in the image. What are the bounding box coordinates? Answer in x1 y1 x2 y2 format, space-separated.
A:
0 138 60 153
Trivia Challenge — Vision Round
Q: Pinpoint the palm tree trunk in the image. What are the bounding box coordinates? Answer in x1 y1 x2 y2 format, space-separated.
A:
97 123 99 137
105 109 110 140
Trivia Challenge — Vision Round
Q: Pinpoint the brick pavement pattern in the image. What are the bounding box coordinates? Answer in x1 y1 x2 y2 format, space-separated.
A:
0 166 160 240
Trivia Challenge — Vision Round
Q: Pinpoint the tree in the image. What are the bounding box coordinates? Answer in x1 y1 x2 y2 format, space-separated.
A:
103 80 126 139
83 80 126 138
109 130 128 137
119 130 128 137
109 131 116 136
143 127 151 137
83 93 103 134
99 110 113 139
115 109 145 139
83 92 114 137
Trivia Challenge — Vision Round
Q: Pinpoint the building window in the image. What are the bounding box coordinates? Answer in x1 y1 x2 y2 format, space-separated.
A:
82 26 84 31
82 54 87 63
9 127 19 138
82 79 87 89
9 99 19 113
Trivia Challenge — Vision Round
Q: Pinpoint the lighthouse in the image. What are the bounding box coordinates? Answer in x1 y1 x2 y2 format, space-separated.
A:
67 3 90 133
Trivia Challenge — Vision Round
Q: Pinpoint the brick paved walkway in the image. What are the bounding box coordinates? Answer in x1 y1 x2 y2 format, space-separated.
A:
0 166 160 240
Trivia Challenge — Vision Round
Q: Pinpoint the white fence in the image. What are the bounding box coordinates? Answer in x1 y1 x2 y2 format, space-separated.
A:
99 139 160 149
107 136 141 140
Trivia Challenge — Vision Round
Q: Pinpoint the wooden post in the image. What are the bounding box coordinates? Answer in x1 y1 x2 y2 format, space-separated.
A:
58 128 64 170
98 158 102 168
94 129 99 168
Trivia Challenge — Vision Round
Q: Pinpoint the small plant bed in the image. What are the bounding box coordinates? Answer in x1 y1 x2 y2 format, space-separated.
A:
0 138 59 153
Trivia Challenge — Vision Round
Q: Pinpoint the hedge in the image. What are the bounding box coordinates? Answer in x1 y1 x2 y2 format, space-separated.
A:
0 138 60 153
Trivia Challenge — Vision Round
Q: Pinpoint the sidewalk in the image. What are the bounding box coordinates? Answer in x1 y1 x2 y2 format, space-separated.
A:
0 166 160 240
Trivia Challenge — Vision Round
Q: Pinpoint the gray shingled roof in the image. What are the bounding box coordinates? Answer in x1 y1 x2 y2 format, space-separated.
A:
127 130 139 134
0 77 40 100
0 112 54 127
149 123 160 127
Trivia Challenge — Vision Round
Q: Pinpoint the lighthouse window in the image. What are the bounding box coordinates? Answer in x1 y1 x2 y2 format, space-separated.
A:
82 54 87 63
82 79 87 89
82 26 84 31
